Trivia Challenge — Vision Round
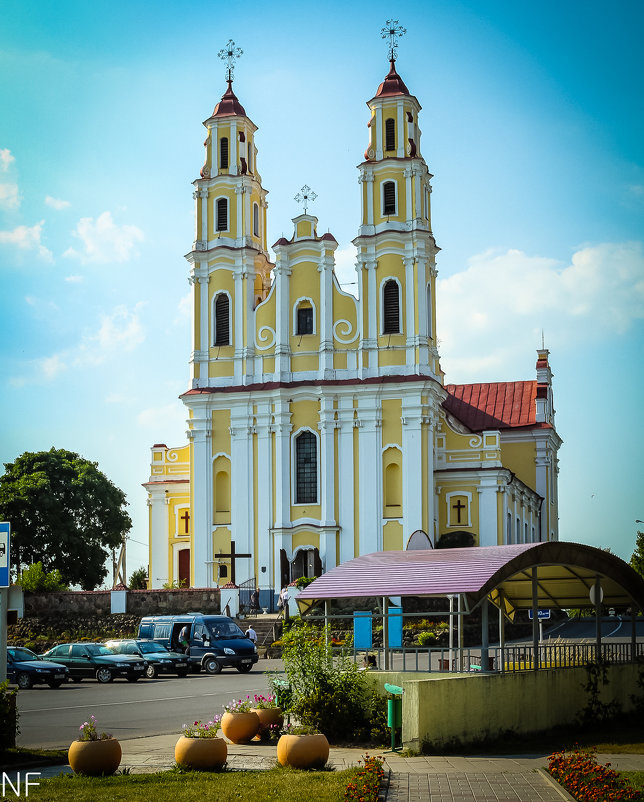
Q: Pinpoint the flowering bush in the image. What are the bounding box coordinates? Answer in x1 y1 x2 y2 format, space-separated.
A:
251 694 279 709
181 717 221 738
281 723 321 736
223 696 254 713
548 746 641 801
343 754 385 802
78 715 111 742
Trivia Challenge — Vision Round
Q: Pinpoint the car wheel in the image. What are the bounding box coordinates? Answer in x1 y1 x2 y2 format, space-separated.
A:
236 664 253 673
126 675 140 682
176 669 189 678
17 672 33 689
145 664 157 679
71 676 83 683
203 657 222 675
96 667 112 684
47 680 63 689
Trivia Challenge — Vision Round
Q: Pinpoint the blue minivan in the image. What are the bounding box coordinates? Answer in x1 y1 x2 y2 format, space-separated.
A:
138 613 258 674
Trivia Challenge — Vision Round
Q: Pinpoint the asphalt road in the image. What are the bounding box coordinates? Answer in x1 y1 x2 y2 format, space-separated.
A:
16 659 281 750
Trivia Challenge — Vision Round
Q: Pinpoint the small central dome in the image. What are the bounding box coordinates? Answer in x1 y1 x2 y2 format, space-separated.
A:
375 60 410 98
211 80 247 118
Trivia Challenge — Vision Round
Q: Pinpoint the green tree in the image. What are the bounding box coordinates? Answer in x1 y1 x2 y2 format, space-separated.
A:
17 561 68 592
0 448 131 590
128 566 148 589
630 531 644 579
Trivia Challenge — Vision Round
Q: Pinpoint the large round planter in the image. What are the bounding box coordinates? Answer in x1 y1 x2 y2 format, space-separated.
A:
277 733 329 769
220 711 260 744
251 706 283 733
174 735 227 770
68 738 122 776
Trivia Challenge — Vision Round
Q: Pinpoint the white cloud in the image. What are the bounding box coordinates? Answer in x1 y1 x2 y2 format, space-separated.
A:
177 291 192 321
45 195 71 210
137 403 187 432
0 221 53 261
0 183 20 210
63 211 144 264
0 149 14 172
437 242 644 382
64 274 84 283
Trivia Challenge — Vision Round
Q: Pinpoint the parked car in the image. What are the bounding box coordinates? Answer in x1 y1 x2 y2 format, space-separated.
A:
104 639 190 678
138 614 258 674
7 647 69 689
42 642 147 683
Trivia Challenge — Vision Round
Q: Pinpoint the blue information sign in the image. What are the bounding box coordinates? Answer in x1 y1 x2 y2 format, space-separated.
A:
528 609 551 620
0 522 9 588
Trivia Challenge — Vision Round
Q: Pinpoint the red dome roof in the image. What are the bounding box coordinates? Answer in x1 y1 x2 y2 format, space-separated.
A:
211 80 246 118
375 60 410 98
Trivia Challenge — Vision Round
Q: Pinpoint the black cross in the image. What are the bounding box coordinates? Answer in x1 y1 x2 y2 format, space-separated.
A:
180 510 190 534
452 499 466 524
217 540 251 585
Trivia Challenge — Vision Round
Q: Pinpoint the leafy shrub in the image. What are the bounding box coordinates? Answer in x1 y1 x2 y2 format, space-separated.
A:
548 746 641 801
128 567 148 589
17 562 68 592
0 681 19 751
294 576 316 590
417 631 436 646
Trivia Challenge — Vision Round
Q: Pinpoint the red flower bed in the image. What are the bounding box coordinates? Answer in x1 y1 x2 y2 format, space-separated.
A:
548 747 642 801
344 754 385 802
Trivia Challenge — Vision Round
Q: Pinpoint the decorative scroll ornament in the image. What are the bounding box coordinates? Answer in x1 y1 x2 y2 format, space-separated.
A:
381 19 406 62
256 325 276 350
333 319 359 344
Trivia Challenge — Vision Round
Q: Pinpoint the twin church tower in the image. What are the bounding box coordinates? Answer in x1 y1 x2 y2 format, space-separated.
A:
144 30 561 599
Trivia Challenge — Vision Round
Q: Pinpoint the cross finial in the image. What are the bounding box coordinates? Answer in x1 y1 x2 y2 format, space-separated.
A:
294 184 317 214
218 39 243 83
381 19 406 62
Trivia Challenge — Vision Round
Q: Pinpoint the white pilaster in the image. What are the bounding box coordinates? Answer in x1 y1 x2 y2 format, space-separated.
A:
189 415 212 587
401 395 423 543
233 268 243 382
375 106 383 160
273 255 292 380
404 256 415 367
318 398 337 571
396 101 404 158
148 487 170 589
230 404 253 583
318 248 335 378
230 120 238 175
272 399 292 529
477 475 499 547
357 396 382 554
337 398 356 564
199 276 209 371
255 402 272 586
199 189 208 242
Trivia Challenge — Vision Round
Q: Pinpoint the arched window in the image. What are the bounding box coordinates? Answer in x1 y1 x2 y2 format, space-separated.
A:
214 293 230 345
253 203 259 237
219 137 229 170
382 280 400 334
296 303 313 335
216 198 228 232
295 430 317 504
383 181 396 216
385 118 395 151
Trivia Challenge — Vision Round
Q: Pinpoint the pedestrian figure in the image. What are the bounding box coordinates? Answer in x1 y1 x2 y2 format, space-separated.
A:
245 624 257 644
250 586 260 614
279 586 290 621
178 624 190 654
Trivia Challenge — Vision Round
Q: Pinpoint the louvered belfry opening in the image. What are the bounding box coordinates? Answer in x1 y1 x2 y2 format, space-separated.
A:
383 280 400 333
219 137 229 169
297 305 313 335
216 198 228 231
383 181 396 215
385 118 395 151
295 430 317 504
214 293 230 345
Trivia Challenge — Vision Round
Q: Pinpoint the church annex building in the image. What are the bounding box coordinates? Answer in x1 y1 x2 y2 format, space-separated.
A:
143 40 562 600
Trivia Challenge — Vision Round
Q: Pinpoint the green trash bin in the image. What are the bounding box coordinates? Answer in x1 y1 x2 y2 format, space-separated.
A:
384 682 403 752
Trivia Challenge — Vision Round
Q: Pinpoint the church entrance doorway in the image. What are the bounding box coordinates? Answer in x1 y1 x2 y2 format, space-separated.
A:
178 548 190 587
291 548 322 581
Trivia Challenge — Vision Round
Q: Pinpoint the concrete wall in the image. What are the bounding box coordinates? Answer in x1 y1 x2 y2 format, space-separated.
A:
368 665 642 750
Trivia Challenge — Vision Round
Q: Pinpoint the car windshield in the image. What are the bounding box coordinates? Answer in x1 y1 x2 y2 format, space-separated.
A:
9 648 38 661
208 621 244 639
85 644 113 656
138 642 167 654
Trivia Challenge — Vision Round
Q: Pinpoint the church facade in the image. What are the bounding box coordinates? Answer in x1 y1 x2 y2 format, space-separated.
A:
144 48 562 595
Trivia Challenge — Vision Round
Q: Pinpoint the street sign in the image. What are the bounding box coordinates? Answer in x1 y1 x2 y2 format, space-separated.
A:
0 523 9 588
528 609 551 620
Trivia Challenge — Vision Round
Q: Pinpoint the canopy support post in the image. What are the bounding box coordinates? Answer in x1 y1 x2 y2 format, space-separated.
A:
498 592 505 673
632 603 638 661
594 576 602 661
532 568 539 671
481 596 489 671
458 594 464 672
448 595 454 672
324 600 330 648
382 597 389 671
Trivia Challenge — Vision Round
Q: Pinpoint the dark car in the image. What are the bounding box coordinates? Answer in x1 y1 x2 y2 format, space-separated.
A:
104 639 189 679
7 647 69 689
42 643 147 683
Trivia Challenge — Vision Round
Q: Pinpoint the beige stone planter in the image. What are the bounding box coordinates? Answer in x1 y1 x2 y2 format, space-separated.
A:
220 711 260 744
251 706 283 736
277 733 329 769
174 735 227 769
68 738 122 776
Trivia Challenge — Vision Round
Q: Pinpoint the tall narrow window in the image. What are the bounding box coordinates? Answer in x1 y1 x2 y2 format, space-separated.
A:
385 118 395 151
383 181 396 216
214 293 230 345
216 198 228 232
253 203 259 237
295 431 317 504
383 280 400 333
296 305 313 335
219 137 229 170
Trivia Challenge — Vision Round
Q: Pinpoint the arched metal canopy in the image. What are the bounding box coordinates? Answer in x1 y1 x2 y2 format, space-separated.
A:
296 542 644 620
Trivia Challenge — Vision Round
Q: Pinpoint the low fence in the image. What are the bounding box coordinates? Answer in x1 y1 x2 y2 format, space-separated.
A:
351 641 644 673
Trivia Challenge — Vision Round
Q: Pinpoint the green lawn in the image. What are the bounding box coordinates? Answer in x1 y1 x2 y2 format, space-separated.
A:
621 771 644 793
21 767 359 802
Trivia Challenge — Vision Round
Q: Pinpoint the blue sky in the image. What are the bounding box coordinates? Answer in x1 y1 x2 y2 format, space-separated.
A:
0 0 642 580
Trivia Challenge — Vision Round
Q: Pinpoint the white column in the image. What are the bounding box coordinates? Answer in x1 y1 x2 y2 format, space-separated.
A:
235 185 244 242
255 403 272 588
337 398 356 564
375 106 383 160
230 404 253 584
233 268 243 382
397 101 405 158
535 439 549 541
199 274 209 366
357 396 382 554
477 475 499 547
404 256 415 368
244 264 257 380
272 400 292 528
199 189 208 242
318 398 336 571
414 166 422 222
273 256 292 380
148 487 170 589
230 120 238 175
318 247 335 378
190 415 212 587
404 166 413 223
401 395 423 543
211 124 218 173
359 259 378 378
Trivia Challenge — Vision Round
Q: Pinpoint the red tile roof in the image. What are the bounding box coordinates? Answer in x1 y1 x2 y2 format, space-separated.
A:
444 381 537 431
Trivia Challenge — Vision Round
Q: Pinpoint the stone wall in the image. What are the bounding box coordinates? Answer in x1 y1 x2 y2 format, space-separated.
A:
23 588 221 618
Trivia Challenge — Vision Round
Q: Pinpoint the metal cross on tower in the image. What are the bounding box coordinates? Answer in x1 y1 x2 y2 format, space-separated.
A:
381 19 406 62
294 185 317 214
218 39 243 83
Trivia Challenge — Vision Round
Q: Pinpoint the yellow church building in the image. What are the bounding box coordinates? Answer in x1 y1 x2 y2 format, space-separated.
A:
144 38 561 597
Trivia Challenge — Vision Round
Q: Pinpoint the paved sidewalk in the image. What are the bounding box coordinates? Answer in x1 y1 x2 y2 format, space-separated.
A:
11 734 644 801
